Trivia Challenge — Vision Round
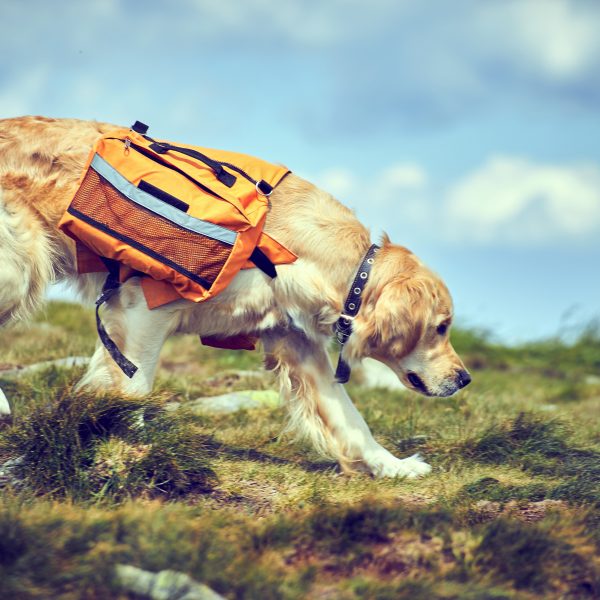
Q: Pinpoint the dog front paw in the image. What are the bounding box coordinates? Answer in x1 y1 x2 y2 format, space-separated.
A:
363 449 432 479
0 387 10 417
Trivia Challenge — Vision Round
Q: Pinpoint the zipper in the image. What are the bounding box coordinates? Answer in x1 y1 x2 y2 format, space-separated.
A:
119 138 225 201
218 161 256 185
144 136 274 197
217 161 274 196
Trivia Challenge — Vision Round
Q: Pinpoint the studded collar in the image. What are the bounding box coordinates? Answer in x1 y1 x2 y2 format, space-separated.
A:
333 244 380 383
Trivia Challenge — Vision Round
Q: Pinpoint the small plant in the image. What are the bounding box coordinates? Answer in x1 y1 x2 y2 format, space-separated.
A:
1 389 216 500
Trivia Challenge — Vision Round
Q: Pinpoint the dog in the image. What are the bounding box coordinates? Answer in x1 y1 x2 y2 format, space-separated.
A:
0 116 471 477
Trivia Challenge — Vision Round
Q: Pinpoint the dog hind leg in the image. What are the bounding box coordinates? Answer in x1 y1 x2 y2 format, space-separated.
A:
0 198 57 327
263 330 431 478
76 279 178 397
0 196 60 417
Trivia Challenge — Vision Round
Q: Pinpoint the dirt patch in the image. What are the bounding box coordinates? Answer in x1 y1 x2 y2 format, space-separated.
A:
393 493 435 509
158 359 211 377
471 499 567 523
192 480 280 516
200 490 273 515
204 370 268 387
0 363 20 371
285 531 453 582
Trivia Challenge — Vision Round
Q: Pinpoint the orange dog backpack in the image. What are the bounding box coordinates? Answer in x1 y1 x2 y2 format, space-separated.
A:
58 121 296 376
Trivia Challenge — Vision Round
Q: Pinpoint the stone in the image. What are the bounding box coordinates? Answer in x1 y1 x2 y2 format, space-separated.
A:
0 356 90 378
168 390 280 414
115 564 226 600
0 456 24 489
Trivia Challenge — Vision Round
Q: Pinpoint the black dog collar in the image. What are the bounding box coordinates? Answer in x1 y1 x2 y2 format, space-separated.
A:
334 244 380 383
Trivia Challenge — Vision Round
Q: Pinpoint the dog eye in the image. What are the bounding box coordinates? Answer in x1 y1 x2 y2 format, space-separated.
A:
436 323 448 336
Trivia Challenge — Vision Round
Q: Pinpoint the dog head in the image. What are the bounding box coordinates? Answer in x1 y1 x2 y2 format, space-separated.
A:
344 239 470 397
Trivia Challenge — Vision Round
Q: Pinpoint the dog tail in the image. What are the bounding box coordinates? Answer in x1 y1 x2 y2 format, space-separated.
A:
0 199 58 327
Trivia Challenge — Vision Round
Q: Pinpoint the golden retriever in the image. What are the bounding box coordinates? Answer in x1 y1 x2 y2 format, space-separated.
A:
0 116 470 477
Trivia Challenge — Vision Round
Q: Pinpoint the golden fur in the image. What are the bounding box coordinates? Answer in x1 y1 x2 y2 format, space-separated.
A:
0 116 470 477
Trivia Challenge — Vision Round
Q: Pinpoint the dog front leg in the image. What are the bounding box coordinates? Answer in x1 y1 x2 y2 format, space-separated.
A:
0 387 10 418
264 332 431 478
77 281 177 397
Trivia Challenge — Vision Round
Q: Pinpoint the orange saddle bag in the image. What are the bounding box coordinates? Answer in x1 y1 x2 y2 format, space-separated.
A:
58 121 296 376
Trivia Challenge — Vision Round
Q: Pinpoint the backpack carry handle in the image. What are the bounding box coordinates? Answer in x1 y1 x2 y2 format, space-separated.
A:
149 142 236 188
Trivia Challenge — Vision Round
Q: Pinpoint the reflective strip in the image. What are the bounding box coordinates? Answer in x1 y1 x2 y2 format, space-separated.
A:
90 153 237 246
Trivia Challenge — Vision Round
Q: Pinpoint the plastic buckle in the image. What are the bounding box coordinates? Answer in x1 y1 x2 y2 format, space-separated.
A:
256 180 273 197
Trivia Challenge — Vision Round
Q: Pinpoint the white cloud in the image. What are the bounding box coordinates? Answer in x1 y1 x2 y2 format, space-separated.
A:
317 162 427 203
314 161 434 238
183 0 600 81
445 157 600 244
317 168 358 199
379 164 427 189
2 0 599 132
316 157 600 247
184 0 406 48
479 0 600 82
324 0 600 129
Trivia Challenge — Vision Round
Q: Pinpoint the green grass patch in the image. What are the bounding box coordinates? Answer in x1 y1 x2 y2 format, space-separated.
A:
474 518 599 595
1 301 600 598
460 413 572 466
1 389 216 501
459 477 550 503
4 497 598 599
452 322 600 377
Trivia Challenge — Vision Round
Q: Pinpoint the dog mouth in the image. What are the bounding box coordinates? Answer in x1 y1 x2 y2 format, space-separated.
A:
406 372 430 395
405 371 469 398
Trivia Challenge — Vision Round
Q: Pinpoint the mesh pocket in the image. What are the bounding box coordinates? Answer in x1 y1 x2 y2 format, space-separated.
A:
69 168 233 288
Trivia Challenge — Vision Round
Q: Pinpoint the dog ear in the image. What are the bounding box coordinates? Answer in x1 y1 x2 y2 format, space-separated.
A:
345 277 427 361
376 279 427 355
379 232 392 247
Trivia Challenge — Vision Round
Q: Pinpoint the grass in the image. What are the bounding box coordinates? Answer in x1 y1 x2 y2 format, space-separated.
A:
2 390 216 501
0 302 599 598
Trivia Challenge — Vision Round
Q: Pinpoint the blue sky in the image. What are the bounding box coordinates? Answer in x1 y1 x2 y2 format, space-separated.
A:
2 0 599 342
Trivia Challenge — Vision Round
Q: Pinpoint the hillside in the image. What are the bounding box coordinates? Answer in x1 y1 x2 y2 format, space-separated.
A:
1 301 599 599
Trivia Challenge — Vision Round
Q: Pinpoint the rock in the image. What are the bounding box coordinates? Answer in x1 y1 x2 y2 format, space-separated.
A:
0 356 90 378
168 389 280 414
0 456 24 489
115 564 226 600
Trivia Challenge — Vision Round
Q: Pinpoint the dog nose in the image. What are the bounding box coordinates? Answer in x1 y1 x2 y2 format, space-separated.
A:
456 369 472 389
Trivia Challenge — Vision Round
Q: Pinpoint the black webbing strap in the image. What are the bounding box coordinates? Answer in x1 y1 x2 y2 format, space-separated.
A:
133 123 234 188
131 121 279 197
148 142 236 188
333 244 380 383
131 121 149 135
249 247 277 278
95 259 138 378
